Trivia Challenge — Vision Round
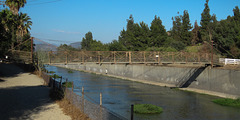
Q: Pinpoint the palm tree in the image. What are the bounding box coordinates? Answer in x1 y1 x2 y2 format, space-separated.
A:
16 12 32 42
5 0 27 15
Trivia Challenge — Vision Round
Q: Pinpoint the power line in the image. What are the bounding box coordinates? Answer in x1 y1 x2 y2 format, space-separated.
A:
27 0 62 6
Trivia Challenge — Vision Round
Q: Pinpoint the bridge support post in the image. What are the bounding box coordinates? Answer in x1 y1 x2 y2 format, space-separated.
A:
129 51 132 64
114 51 116 64
144 51 146 64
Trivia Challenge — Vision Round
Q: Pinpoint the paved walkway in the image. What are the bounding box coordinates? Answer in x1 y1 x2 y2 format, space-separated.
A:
0 63 71 120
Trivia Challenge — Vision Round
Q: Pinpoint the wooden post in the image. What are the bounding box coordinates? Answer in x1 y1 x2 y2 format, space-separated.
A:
172 52 175 63
100 93 102 106
59 76 62 89
129 51 132 64
143 51 146 64
82 86 84 113
198 53 201 63
185 52 188 63
131 104 134 120
71 81 74 92
158 52 160 64
82 86 84 93
114 51 116 64
98 51 101 64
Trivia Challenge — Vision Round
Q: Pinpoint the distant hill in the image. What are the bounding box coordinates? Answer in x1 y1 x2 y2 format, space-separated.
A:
69 42 81 49
35 44 57 51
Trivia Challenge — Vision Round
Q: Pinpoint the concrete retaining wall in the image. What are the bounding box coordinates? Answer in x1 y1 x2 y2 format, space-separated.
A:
52 63 240 98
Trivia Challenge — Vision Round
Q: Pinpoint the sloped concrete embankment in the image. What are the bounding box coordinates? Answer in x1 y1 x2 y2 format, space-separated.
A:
52 63 240 98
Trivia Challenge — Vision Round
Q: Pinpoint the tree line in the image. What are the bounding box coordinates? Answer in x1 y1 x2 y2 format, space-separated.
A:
76 0 240 58
0 0 32 57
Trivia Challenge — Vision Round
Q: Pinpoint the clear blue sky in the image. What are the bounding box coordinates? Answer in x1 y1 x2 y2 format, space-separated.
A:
21 0 240 45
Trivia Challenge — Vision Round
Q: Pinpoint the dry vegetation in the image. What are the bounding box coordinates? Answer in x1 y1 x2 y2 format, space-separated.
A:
56 98 90 120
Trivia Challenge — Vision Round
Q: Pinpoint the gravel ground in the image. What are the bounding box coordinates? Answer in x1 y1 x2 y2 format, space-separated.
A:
0 63 71 120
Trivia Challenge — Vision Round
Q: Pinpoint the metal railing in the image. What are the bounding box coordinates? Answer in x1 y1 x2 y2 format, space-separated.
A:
46 51 220 65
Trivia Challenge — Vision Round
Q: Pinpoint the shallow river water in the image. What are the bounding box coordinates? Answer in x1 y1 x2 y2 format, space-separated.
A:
46 65 240 120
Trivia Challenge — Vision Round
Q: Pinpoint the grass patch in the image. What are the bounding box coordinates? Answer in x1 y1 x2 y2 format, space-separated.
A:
50 74 62 78
134 104 163 114
68 70 74 73
62 81 73 88
212 98 240 108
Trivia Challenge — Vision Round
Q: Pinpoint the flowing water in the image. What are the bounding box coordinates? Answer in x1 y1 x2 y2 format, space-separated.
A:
46 65 240 120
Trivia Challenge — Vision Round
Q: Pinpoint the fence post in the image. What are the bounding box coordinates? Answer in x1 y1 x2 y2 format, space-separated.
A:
98 51 101 64
100 93 102 106
198 53 201 63
143 51 146 64
131 104 134 120
114 51 116 64
158 52 160 65
172 52 175 64
60 76 62 89
82 86 84 113
71 81 74 92
129 51 132 64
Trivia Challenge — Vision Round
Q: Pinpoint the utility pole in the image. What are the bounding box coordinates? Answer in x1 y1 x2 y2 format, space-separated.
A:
209 30 213 68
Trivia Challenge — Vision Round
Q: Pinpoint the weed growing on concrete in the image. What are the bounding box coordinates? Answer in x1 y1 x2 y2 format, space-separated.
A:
212 98 240 108
134 104 163 114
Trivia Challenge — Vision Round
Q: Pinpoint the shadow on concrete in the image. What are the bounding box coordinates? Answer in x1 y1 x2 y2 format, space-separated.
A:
0 63 25 77
0 85 53 120
0 78 5 82
179 66 208 88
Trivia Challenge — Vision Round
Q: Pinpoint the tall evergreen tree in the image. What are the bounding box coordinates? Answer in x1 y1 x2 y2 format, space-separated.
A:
150 15 167 47
191 20 201 45
81 31 93 50
171 13 182 41
181 10 192 45
200 0 212 42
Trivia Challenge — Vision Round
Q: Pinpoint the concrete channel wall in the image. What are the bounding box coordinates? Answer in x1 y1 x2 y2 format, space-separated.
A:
52 63 240 98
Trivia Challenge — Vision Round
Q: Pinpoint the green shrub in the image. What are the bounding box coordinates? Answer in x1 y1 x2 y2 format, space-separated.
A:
212 98 240 108
62 82 73 88
134 104 163 114
68 70 74 73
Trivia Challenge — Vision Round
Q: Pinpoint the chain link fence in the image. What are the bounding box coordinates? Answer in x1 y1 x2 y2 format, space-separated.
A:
41 72 128 120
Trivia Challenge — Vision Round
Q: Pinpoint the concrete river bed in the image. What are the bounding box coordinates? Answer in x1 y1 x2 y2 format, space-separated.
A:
46 65 240 120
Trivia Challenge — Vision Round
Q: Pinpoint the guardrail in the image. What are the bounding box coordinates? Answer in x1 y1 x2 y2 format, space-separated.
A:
219 58 240 65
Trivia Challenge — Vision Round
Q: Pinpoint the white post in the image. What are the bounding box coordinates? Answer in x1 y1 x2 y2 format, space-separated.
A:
100 93 102 106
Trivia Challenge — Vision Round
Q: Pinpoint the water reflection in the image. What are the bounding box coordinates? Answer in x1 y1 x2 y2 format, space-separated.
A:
46 65 240 120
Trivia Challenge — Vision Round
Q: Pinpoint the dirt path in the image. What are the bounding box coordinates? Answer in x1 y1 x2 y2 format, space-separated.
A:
0 63 71 120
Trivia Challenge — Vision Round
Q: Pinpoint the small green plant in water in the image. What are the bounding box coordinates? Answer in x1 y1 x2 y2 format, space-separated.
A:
68 70 74 73
50 74 61 78
48 71 55 73
134 104 163 114
62 82 73 88
213 98 240 108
